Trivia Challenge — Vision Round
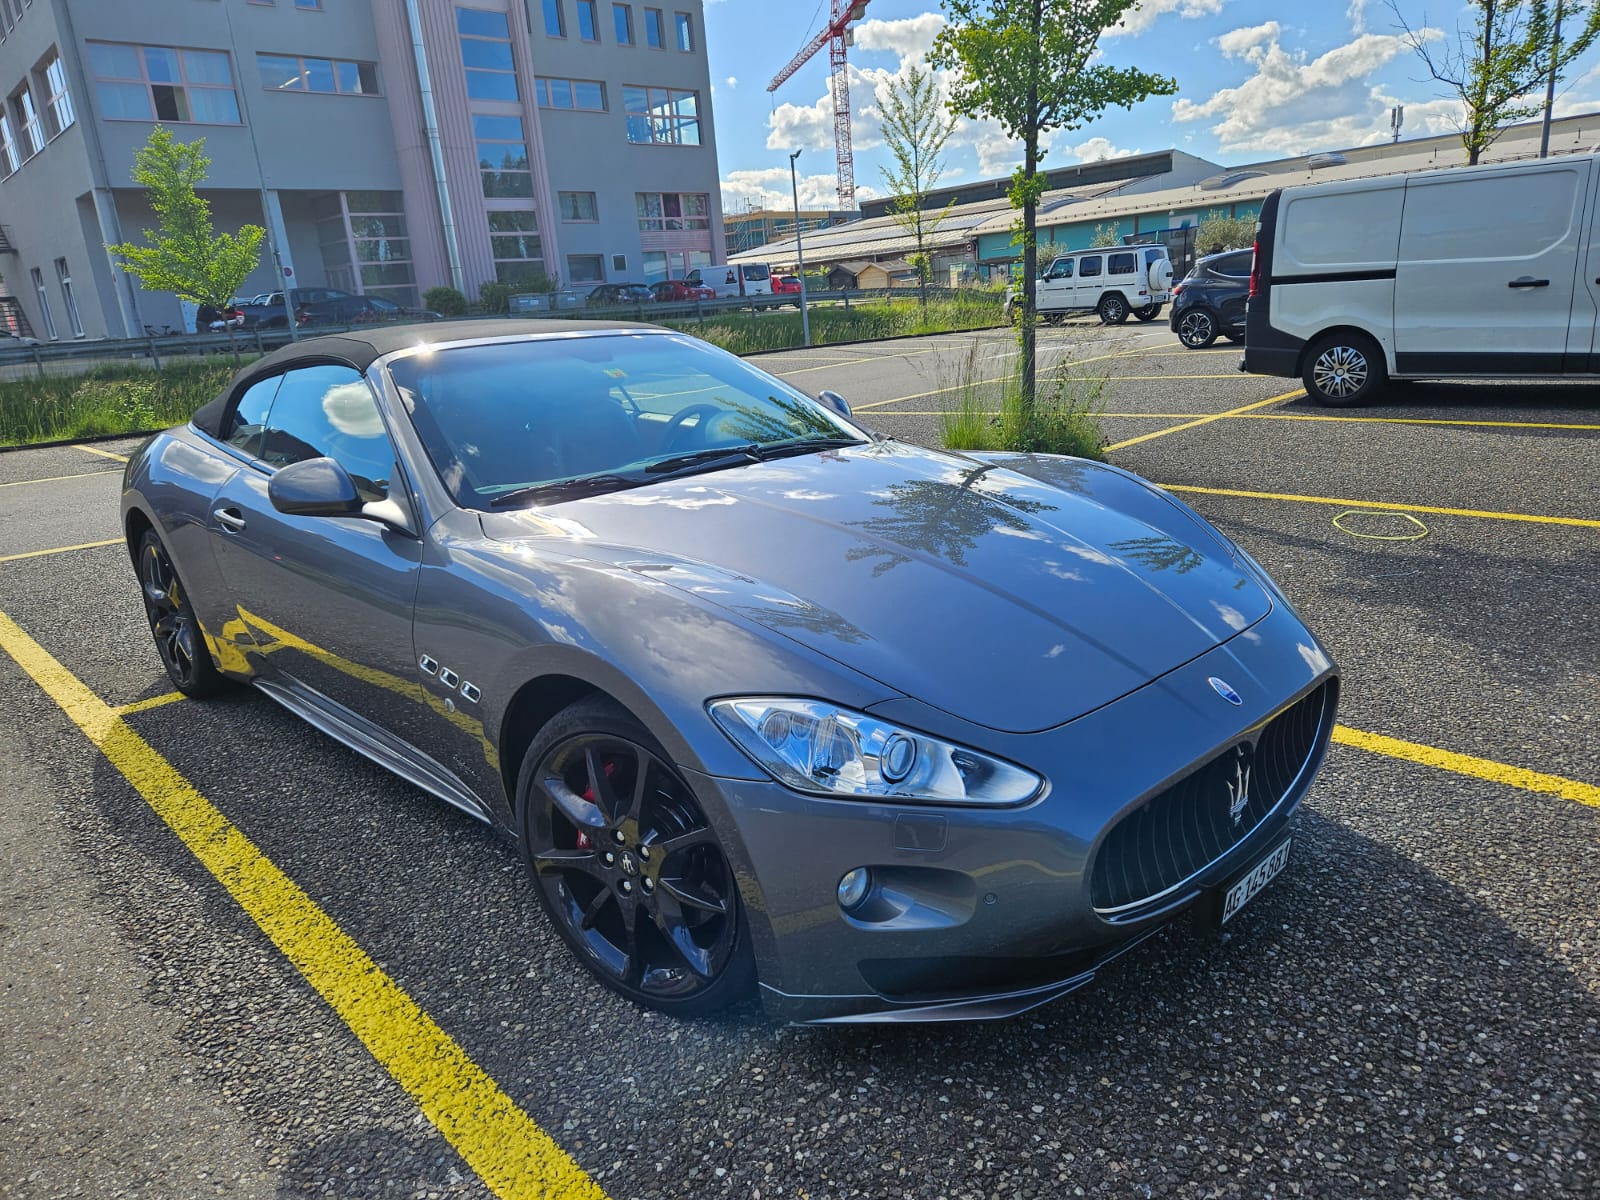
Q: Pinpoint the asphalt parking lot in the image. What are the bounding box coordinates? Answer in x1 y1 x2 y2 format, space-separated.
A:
1 321 1596 1199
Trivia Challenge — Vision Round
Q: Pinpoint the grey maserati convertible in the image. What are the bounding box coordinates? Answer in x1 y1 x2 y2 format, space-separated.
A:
122 319 1338 1023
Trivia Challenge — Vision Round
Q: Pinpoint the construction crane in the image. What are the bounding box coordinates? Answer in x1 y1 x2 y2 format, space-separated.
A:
768 1 871 211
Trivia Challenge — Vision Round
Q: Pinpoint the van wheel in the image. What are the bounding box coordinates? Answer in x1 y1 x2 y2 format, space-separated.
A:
1133 303 1162 322
1177 309 1217 348
1098 294 1129 325
1302 332 1385 407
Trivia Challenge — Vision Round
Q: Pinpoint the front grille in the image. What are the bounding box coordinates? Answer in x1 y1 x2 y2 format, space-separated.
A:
1090 681 1332 915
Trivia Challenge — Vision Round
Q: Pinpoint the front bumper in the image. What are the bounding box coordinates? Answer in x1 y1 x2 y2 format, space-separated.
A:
685 600 1338 1024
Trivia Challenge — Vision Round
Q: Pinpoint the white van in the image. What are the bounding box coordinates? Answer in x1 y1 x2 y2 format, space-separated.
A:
1244 153 1600 405
685 263 775 299
1006 245 1174 325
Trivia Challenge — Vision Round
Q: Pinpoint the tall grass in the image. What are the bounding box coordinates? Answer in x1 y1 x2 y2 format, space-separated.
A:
661 292 1005 356
0 360 239 446
936 338 1110 461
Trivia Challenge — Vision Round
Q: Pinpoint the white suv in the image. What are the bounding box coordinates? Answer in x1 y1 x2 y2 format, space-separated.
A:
1006 245 1175 325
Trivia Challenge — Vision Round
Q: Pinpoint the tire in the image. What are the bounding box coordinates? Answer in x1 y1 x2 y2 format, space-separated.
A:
1176 308 1218 348
1302 331 1386 407
1133 303 1162 322
1098 293 1129 325
517 698 756 1017
1043 312 1065 326
135 529 225 697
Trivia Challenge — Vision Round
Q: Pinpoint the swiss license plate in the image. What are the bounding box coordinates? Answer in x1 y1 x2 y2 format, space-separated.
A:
1220 838 1291 926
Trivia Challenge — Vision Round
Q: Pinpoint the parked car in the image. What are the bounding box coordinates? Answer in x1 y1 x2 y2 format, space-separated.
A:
196 303 246 334
684 263 774 298
238 288 354 330
587 283 656 307
1169 249 1252 349
1245 153 1600 405
648 280 716 302
772 275 804 308
0 328 41 348
296 294 442 327
122 318 1338 1024
1006 244 1174 325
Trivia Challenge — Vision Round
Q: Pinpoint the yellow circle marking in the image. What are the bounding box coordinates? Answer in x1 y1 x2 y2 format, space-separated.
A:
1332 509 1430 541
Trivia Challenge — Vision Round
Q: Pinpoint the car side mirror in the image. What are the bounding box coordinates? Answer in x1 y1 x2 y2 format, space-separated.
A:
817 389 852 418
268 457 363 517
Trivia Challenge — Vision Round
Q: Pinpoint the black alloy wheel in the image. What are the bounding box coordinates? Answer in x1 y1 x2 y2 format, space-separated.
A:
1098 293 1129 325
518 699 754 1016
136 529 224 697
1177 308 1218 349
1133 303 1162 322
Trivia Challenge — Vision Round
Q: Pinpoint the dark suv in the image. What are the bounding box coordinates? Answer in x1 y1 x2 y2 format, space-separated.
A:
1169 249 1252 348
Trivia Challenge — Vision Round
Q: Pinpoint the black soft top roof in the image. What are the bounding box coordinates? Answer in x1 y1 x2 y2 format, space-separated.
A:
190 318 653 439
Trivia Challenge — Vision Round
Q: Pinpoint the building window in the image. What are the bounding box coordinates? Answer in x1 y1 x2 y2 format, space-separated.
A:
87 43 241 124
611 253 627 272
636 191 709 231
0 113 16 176
641 250 667 283
488 211 544 285
31 267 58 340
644 8 663 48
541 0 565 38
559 191 598 222
576 0 599 41
257 54 379 95
456 8 519 100
294 0 323 9
41 55 76 137
674 12 693 51
535 77 606 111
622 85 699 145
12 85 43 157
55 258 84 338
567 254 604 283
474 113 531 198
613 4 633 44
314 191 419 306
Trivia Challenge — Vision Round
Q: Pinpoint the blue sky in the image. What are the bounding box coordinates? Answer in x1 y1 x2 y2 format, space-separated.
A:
702 0 1600 212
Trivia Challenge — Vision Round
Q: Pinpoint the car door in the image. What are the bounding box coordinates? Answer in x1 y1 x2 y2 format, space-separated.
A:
1213 251 1253 331
1037 257 1074 310
1075 254 1103 310
1394 159 1589 373
208 363 426 733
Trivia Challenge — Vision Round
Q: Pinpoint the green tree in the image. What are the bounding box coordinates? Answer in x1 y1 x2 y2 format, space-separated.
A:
106 127 264 341
1088 222 1123 247
1195 210 1255 256
1393 0 1600 164
878 63 958 317
932 1 1176 410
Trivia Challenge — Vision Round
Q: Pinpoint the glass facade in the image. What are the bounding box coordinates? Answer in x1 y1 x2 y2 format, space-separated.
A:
622 86 699 146
87 43 241 124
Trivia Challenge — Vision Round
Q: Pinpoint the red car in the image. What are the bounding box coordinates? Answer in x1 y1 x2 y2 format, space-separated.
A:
771 275 804 308
649 279 716 302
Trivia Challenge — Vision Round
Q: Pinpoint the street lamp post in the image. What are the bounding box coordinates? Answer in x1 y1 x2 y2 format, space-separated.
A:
789 148 811 348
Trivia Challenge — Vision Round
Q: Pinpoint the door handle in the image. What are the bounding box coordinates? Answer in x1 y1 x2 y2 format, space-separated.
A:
212 507 247 532
1507 277 1549 288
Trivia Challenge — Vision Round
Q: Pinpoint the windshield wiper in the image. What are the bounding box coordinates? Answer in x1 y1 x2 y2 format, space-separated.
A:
644 444 763 474
487 473 642 508
756 435 868 460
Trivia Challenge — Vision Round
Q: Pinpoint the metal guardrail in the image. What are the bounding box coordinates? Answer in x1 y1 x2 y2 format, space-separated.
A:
0 287 1005 375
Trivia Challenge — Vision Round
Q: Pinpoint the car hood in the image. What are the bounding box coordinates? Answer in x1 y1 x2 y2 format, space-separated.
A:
480 441 1271 733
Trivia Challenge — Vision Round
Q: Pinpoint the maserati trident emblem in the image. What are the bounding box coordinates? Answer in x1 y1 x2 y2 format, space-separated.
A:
618 851 639 876
1225 750 1252 826
1208 676 1243 705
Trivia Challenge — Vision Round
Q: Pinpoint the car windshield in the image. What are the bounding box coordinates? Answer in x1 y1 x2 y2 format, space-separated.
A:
387 332 867 510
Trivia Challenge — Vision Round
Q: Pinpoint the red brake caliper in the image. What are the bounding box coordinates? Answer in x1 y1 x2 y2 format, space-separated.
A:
573 759 619 850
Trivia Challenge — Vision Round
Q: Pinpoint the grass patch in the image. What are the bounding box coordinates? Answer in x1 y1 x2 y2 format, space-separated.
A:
0 359 241 447
661 292 1004 355
936 338 1109 461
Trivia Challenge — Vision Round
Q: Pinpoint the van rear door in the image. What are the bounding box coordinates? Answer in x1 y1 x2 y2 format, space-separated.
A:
1394 159 1588 375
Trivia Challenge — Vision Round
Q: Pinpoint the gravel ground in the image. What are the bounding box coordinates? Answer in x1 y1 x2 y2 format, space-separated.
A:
0 329 1595 1198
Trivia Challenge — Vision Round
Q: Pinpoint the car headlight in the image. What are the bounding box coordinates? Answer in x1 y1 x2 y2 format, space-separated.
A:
708 698 1042 806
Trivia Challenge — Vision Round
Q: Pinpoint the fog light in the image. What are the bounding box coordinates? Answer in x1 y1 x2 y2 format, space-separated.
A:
837 868 871 911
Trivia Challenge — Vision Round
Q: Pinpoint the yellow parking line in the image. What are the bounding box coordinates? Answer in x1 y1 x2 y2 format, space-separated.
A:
0 538 122 564
0 469 120 488
73 443 131 463
0 610 607 1200
1334 724 1599 808
1104 390 1305 451
864 409 1600 431
114 691 186 715
1160 483 1600 529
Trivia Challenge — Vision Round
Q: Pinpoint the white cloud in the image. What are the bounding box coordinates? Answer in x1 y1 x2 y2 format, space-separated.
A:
1172 24 1449 154
1069 136 1137 161
721 167 881 213
1347 0 1368 33
853 14 946 60
1105 0 1226 38
726 76 738 89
